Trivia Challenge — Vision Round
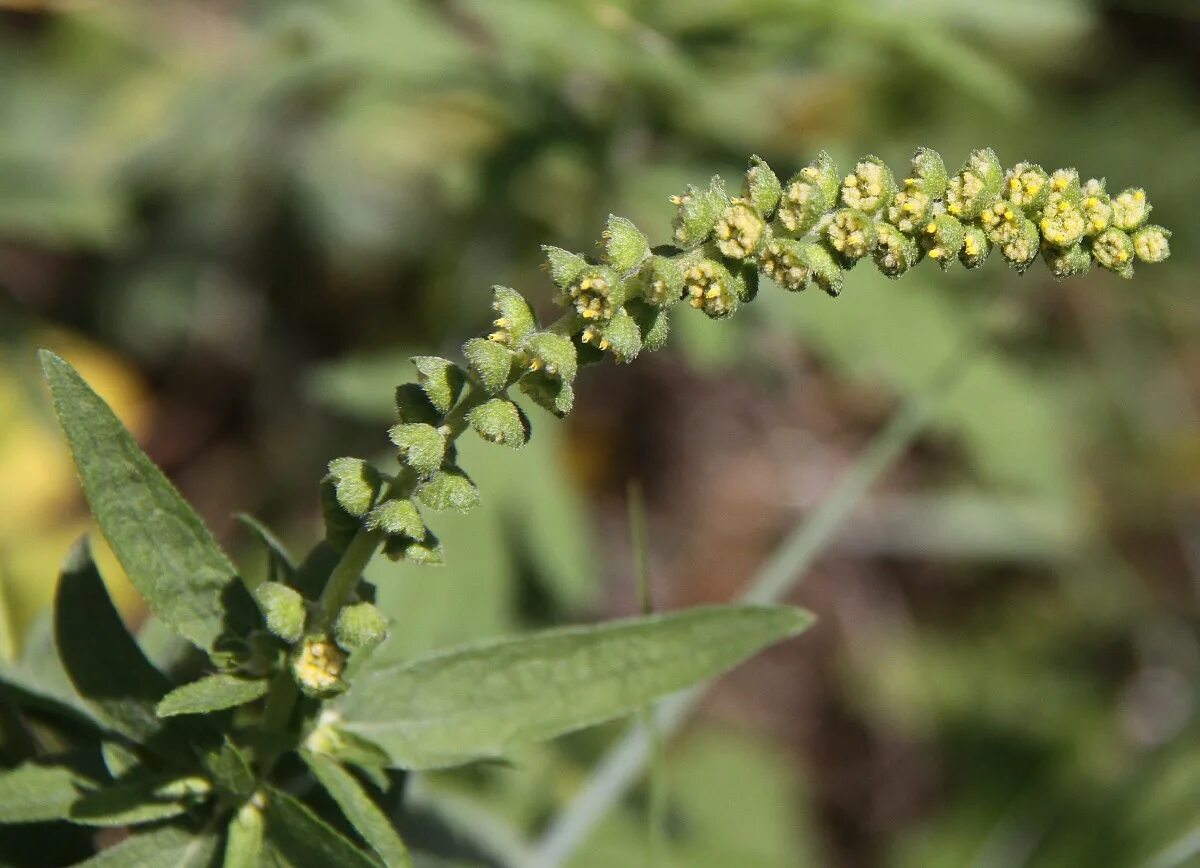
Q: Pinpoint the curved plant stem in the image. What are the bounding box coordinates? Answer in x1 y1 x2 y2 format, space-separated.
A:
526 324 986 868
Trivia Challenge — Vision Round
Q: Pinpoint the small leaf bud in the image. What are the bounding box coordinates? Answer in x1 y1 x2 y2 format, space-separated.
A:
385 529 444 565
521 331 578 383
387 422 446 478
873 222 921 279
489 287 536 345
743 155 782 216
416 466 480 512
411 356 466 415
922 214 966 270
519 373 574 418
637 255 685 308
959 224 993 270
1132 225 1171 264
1092 227 1136 278
334 603 389 653
713 199 767 260
671 175 726 248
908 148 948 198
602 215 650 276
255 582 306 644
292 637 347 697
394 383 440 425
1111 188 1151 231
324 457 382 518
463 337 515 394
682 257 739 319
562 265 625 322
1080 179 1114 236
1003 162 1050 214
840 155 896 214
824 208 876 267
365 497 426 540
945 148 1003 219
1043 243 1092 281
626 299 670 352
542 246 590 289
467 398 531 447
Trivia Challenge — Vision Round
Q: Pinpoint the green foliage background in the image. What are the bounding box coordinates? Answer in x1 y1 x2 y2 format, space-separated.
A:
2 0 1199 865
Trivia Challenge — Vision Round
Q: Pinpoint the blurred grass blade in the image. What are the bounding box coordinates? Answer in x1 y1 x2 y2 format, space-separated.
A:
39 350 257 654
301 750 412 868
54 536 175 747
336 605 812 770
262 786 378 868
156 674 269 718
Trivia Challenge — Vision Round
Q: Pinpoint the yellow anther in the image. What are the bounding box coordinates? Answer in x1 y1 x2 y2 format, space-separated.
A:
1135 190 1145 200
1117 250 1129 262
929 248 943 259
528 358 543 371
947 204 962 215
926 222 937 234
598 339 610 351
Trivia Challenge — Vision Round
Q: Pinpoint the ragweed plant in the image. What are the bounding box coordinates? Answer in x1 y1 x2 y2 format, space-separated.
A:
0 149 1171 866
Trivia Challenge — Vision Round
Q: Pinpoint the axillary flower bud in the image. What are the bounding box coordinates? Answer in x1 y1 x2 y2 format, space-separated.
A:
873 222 921 279
743 155 782 217
602 215 650 276
823 208 876 266
714 198 767 259
922 213 965 270
683 256 739 319
761 238 843 296
334 602 389 653
945 148 1002 219
908 148 949 198
1040 197 1087 249
563 265 625 322
671 176 726 247
1080 179 1114 236
778 152 838 235
522 330 578 382
959 224 993 270
488 286 535 345
1000 217 1041 273
580 307 643 362
1004 162 1050 213
255 582 306 644
841 155 896 214
637 255 685 307
292 636 347 696
1112 187 1151 231
1133 225 1171 263
1044 243 1092 281
1092 227 1136 278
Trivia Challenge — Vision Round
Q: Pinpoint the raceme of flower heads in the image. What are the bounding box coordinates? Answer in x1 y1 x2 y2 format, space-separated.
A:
313 149 1172 689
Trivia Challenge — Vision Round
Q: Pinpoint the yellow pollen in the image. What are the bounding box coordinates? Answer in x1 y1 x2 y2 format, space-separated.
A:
929 248 943 259
926 222 937 234
529 358 543 371
1135 190 1145 200
1117 250 1129 262
598 339 610 351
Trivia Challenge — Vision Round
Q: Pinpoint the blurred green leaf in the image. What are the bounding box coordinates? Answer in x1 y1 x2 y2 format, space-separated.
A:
0 754 97 824
302 750 413 868
72 822 221 867
262 785 378 868
156 674 269 718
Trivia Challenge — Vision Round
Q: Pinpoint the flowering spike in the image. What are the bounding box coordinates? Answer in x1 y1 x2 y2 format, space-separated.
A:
1004 162 1050 214
824 208 876 267
683 256 739 319
714 199 767 260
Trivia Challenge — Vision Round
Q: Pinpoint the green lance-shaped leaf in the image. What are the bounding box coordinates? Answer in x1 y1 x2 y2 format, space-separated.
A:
69 773 210 827
225 801 265 868
262 786 378 868
54 537 179 748
301 751 412 868
39 351 255 654
335 604 813 770
71 823 221 868
156 673 269 718
0 753 99 823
